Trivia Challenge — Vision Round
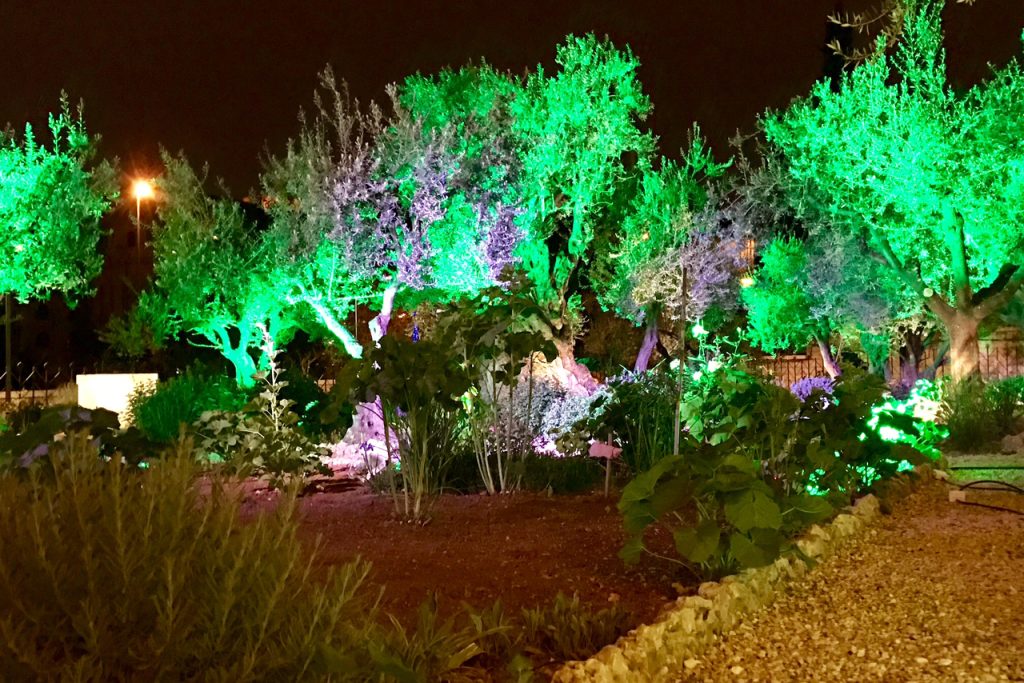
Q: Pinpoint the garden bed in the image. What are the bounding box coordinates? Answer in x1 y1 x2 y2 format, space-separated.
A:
249 485 688 628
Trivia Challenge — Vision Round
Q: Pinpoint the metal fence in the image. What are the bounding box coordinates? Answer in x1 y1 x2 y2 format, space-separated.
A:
753 327 1024 387
0 362 84 408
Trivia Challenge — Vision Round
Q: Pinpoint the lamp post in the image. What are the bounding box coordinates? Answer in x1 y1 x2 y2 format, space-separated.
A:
132 179 155 259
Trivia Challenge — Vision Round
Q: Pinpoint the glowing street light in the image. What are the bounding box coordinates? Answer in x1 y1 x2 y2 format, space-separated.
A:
132 179 155 258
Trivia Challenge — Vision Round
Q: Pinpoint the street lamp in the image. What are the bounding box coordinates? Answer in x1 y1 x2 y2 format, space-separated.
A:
132 179 155 258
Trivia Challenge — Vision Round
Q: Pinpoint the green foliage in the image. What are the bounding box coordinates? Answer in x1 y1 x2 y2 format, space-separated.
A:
519 593 630 663
275 368 333 440
370 595 509 682
0 95 116 303
940 376 1024 452
130 365 249 443
866 378 947 460
353 333 474 520
560 369 678 475
436 286 557 494
192 331 329 486
761 1 1024 377
619 340 928 578
0 404 121 470
742 237 824 354
143 152 304 387
592 129 728 326
0 437 383 681
512 33 655 330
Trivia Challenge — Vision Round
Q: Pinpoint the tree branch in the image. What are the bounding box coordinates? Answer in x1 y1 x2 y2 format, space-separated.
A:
976 265 1024 319
871 235 955 320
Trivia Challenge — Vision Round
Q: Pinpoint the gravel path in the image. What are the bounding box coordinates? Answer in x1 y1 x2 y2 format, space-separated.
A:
678 483 1024 682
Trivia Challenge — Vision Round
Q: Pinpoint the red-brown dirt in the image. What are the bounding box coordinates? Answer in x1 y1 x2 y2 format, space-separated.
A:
267 485 690 627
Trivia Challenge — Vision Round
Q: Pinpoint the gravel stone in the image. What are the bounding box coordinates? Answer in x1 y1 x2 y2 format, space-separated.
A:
676 484 1024 682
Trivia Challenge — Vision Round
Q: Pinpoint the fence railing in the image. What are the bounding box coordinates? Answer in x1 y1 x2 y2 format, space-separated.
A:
753 327 1024 387
0 362 85 408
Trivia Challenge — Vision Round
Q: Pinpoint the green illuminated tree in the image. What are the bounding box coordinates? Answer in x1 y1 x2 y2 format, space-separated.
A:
591 131 732 370
511 34 655 361
371 75 522 326
143 153 301 387
265 67 524 347
742 237 843 377
0 97 115 302
762 0 1024 379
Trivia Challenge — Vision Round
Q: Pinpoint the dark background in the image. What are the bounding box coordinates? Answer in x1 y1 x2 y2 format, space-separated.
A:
4 1 1024 193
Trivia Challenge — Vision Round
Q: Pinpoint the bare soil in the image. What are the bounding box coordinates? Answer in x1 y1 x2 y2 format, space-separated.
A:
266 484 688 627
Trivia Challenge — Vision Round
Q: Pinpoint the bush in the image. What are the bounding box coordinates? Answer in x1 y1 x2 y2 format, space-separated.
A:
0 436 379 680
619 343 930 579
130 364 248 443
276 369 333 440
940 376 1024 452
353 333 472 521
558 369 677 475
192 338 329 486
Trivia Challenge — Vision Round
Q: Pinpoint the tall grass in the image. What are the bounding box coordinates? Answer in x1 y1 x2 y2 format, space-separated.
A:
0 435 377 680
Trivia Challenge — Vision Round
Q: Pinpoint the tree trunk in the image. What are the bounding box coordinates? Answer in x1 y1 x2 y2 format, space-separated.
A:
370 284 398 343
227 348 258 388
633 316 659 373
815 335 842 379
552 338 600 393
898 327 924 386
4 294 11 403
945 311 982 381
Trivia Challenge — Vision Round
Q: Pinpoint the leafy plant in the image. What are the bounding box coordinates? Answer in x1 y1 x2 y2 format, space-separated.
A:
192 328 329 486
129 363 249 443
353 333 473 521
619 338 929 578
0 404 120 470
558 368 677 475
520 592 630 662
940 375 1023 452
0 435 385 680
437 285 557 495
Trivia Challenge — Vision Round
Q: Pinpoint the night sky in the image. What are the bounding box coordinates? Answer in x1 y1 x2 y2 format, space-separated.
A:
4 1 1024 193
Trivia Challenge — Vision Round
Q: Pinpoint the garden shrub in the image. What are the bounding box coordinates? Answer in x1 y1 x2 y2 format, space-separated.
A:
192 336 329 486
867 378 947 461
558 368 677 475
276 368 333 440
940 375 1024 452
353 333 472 521
0 435 381 681
0 404 121 469
130 363 248 443
619 344 930 579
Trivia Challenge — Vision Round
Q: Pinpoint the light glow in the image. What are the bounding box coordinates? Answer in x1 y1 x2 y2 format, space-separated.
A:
132 179 155 201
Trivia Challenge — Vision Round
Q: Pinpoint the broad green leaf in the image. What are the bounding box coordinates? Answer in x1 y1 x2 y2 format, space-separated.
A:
674 520 721 564
725 490 783 532
729 531 772 569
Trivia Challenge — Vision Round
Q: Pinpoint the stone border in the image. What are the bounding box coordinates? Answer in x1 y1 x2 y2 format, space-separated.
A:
552 469 930 682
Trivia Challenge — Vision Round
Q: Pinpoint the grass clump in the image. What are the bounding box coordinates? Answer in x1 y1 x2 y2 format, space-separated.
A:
0 435 377 680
